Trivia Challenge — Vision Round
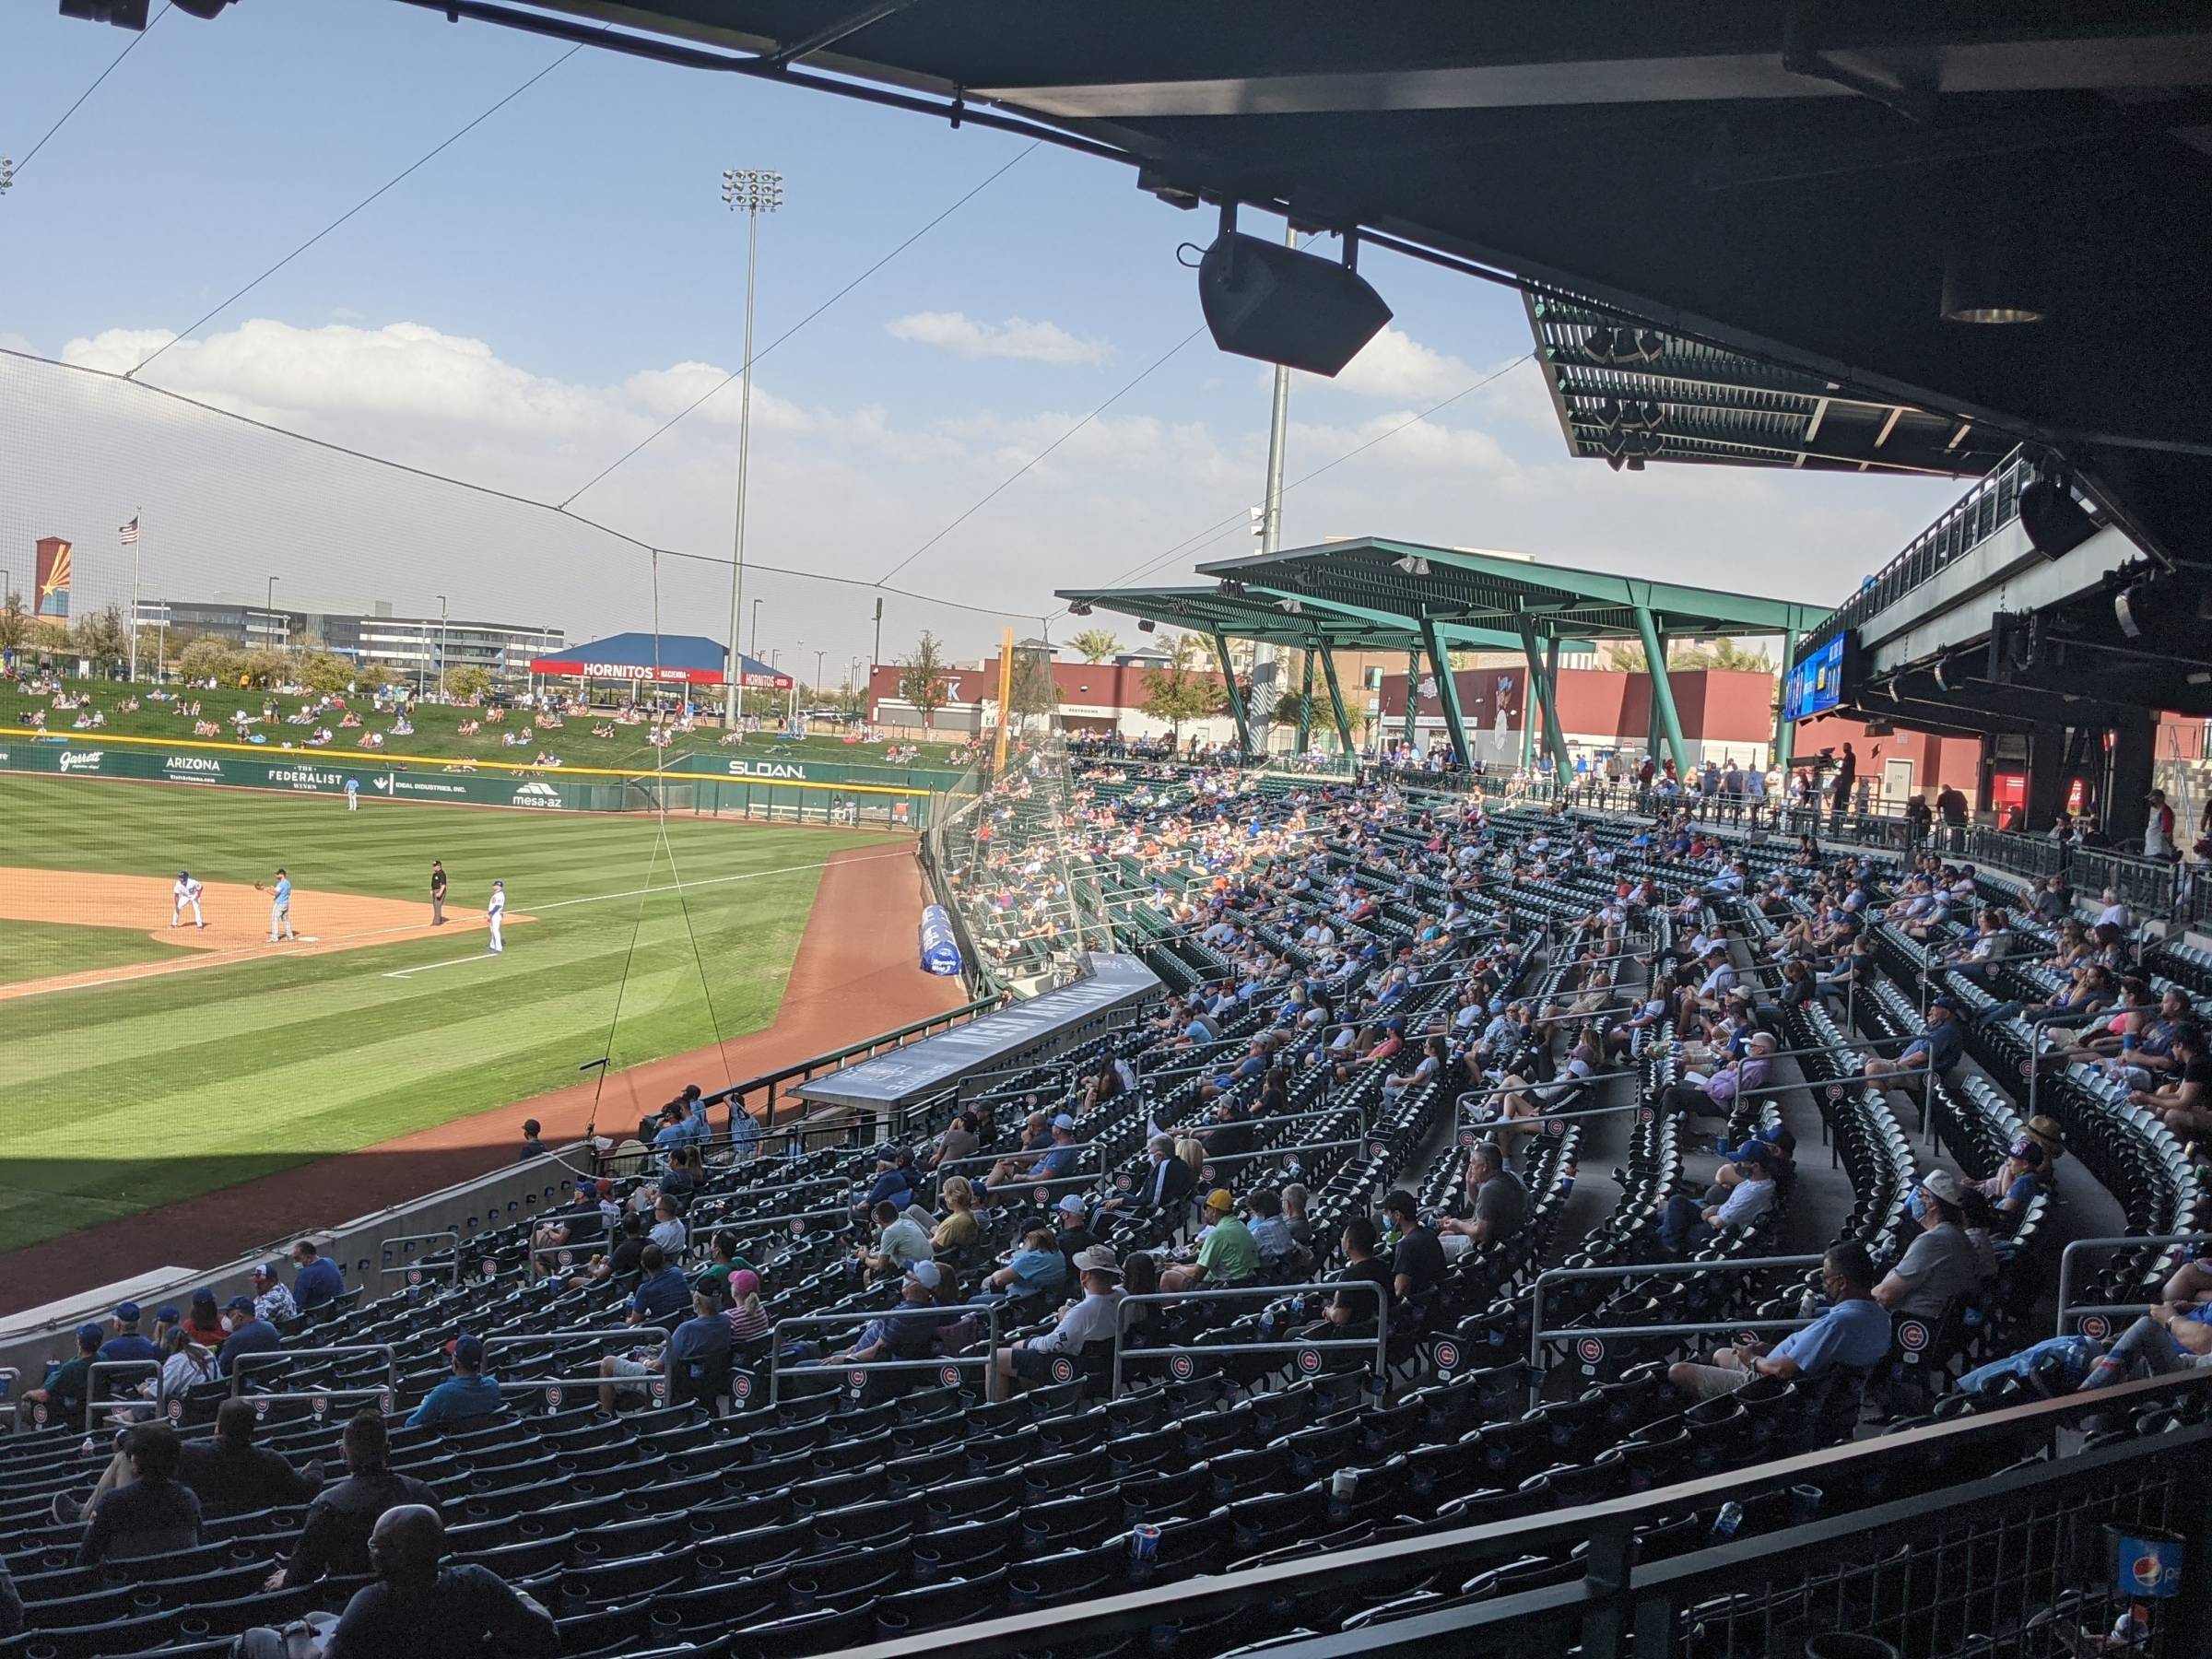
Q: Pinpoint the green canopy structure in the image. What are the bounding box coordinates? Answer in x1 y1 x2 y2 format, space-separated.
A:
1070 539 1831 773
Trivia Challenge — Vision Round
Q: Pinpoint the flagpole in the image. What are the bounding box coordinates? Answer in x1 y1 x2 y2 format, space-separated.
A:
127 506 141 683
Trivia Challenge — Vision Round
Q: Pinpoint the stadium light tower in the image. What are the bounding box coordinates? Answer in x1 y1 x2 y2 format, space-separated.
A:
720 166 783 729
437 593 449 699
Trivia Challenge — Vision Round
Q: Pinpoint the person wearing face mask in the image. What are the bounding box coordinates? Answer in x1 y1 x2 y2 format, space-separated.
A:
1874 1171 1986 1318
214 1296 281 1377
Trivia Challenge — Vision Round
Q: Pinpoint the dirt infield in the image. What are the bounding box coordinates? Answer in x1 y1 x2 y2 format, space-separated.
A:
0 869 500 1002
0 846 965 1312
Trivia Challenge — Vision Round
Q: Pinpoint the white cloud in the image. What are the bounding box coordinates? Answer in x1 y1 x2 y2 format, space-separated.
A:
1313 326 1476 402
886 311 1110 367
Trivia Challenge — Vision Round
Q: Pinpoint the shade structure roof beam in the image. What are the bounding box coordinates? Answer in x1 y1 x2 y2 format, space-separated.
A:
1199 537 1828 638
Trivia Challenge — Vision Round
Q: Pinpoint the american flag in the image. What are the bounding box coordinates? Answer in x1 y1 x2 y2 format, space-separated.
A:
118 516 139 546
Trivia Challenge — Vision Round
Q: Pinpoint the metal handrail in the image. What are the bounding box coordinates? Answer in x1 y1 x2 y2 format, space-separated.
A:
2054 1232 2208 1337
1528 1254 1827 1406
483 1326 677 1409
80 1359 164 1431
769 1302 1002 1405
1110 1279 1388 1399
1187 1137 1371 1182
378 1229 462 1287
230 1344 398 1395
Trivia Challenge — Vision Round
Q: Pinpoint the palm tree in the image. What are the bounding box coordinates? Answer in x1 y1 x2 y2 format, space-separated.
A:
1069 627 1122 664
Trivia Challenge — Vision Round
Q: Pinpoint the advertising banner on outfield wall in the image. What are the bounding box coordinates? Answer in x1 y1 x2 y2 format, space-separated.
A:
669 753 967 792
0 736 935 830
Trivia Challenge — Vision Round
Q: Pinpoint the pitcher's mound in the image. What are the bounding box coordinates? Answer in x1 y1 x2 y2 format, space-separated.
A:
0 869 506 1002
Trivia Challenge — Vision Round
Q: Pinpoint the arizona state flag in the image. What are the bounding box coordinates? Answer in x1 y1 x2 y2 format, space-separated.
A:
35 535 72 618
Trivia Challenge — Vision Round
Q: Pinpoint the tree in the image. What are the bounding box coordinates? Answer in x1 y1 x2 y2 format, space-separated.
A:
898 631 952 730
0 590 29 656
176 635 239 684
1069 627 1122 664
299 652 353 695
1606 636 1776 675
445 665 493 700
1008 644 1059 724
69 602 129 668
238 648 289 688
1140 650 1227 739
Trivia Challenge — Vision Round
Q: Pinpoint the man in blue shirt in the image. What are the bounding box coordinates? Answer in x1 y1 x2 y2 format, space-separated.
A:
216 1298 281 1377
98 1302 162 1371
1863 998 1965 1094
627 1245 691 1329
290 1241 346 1312
406 1335 502 1430
1668 1242 1890 1401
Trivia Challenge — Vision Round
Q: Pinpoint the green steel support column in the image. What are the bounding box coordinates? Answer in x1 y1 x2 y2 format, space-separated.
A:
1211 628 1253 756
1319 647 1356 759
1296 648 1315 753
1515 615 1571 777
1772 610 1801 774
1647 641 1664 760
1521 677 1536 771
1420 618 1472 769
1402 648 1419 751
1634 606 1689 774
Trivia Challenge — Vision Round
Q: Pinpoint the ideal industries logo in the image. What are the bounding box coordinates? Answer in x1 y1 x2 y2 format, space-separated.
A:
512 782 564 808
164 755 222 776
58 750 102 773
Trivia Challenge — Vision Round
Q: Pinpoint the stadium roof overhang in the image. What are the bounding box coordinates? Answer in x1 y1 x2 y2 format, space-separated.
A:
1194 538 1830 645
374 0 2212 574
1052 582 1589 656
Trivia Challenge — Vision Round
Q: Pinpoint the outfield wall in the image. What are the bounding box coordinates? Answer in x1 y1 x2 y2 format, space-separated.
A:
0 729 936 828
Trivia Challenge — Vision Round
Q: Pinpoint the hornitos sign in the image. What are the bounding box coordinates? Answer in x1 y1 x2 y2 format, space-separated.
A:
727 758 809 781
164 754 224 781
58 749 102 773
511 780 566 809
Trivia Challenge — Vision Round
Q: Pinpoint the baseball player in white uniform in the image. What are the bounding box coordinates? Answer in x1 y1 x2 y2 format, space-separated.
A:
171 871 206 930
487 879 506 954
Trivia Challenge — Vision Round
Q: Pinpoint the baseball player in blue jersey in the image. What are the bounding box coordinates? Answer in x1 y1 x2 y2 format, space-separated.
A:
256 867 298 942
487 879 506 955
345 776 359 811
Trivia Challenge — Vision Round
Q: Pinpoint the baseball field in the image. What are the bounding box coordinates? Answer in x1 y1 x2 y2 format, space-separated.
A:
0 771 920 1259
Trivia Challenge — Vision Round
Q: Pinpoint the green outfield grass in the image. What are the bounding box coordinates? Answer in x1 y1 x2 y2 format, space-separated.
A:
0 773 898 1253
0 918 192 987
1 677 969 773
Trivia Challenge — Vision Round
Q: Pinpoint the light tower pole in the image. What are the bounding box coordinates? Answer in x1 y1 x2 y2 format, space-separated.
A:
721 166 782 729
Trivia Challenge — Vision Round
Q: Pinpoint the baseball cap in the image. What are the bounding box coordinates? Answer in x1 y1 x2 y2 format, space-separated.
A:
1072 1246 1123 1278
906 1261 944 1289
1056 1194 1088 1217
75 1322 103 1344
1930 996 1961 1014
155 1305 181 1324
251 1263 278 1280
2007 1137 2045 1168
1052 1112 1077 1131
692 1277 728 1308
1205 1188 1236 1214
453 1335 486 1369
191 1288 218 1307
1921 1169 1965 1206
225 1296 255 1314
113 1301 140 1323
728 1269 761 1299
1731 1142 1773 1171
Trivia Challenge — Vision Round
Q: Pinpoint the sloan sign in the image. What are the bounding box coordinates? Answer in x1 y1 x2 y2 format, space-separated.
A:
727 759 809 781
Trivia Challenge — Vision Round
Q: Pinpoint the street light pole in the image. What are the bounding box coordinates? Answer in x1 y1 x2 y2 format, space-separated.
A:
721 166 783 730
437 594 448 699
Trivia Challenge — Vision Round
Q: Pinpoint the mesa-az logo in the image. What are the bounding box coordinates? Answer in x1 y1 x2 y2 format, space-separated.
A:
511 781 565 809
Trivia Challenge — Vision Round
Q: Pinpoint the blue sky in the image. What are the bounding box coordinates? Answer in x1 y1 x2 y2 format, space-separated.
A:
3 2 1969 675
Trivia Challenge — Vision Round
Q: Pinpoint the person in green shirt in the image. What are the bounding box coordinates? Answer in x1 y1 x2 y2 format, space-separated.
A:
24 1325 102 1424
692 1231 753 1298
1162 1190 1258 1291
